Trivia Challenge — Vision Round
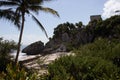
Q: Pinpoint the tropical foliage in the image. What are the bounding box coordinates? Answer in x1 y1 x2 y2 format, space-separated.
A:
0 0 59 63
47 38 120 80
94 15 120 38
0 38 41 80
0 63 40 80
0 37 17 71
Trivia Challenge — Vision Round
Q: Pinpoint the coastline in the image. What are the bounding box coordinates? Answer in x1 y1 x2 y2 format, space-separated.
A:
10 51 41 61
10 51 74 75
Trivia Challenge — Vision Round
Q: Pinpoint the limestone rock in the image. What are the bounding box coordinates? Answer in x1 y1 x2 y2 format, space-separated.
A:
53 44 66 53
62 33 70 42
22 41 44 55
44 39 67 53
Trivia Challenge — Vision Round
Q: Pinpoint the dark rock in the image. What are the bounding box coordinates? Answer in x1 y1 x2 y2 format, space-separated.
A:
43 48 53 54
44 39 67 53
62 33 70 42
22 41 44 55
53 44 66 53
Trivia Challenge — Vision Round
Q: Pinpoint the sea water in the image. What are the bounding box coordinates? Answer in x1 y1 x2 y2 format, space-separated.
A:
10 50 27 61
10 50 40 61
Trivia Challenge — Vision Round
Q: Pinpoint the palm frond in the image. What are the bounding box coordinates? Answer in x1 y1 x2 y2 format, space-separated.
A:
0 9 21 28
14 12 21 29
8 0 21 3
29 6 59 17
26 0 43 5
32 14 48 38
39 6 59 17
28 5 41 14
0 1 18 7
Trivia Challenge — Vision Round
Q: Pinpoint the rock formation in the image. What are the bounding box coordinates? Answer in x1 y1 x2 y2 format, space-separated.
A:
22 41 44 55
22 15 120 55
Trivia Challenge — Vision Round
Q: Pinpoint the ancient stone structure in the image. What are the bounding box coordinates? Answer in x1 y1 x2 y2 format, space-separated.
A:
90 15 102 21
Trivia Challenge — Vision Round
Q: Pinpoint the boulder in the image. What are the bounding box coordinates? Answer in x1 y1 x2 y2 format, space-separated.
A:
22 41 44 55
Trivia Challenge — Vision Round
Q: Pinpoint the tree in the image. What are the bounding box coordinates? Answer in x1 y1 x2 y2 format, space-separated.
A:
0 0 59 63
0 37 17 71
76 21 83 28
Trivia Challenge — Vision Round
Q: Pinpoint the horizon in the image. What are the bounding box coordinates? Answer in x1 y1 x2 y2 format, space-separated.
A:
0 0 120 45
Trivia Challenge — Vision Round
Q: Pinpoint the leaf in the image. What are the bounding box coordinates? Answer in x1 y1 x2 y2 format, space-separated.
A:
0 1 18 7
39 6 60 17
32 14 48 38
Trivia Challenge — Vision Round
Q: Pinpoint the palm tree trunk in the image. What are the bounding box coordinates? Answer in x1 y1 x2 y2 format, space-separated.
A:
15 13 25 64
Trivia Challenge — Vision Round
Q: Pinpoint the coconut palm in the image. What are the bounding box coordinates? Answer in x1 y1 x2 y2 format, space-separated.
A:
0 0 59 63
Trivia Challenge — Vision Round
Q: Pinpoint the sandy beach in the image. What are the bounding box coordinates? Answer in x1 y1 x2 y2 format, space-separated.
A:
14 52 74 75
10 51 74 75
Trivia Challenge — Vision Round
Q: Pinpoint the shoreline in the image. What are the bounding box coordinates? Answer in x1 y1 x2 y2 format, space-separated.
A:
10 51 74 75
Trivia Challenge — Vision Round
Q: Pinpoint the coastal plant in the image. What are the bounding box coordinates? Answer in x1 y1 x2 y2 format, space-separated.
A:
45 38 120 80
94 15 120 38
0 37 17 58
47 56 120 80
73 38 120 65
0 0 59 63
0 38 17 71
0 63 39 80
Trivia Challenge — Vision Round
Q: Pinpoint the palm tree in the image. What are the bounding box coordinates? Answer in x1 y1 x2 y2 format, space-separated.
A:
0 0 59 63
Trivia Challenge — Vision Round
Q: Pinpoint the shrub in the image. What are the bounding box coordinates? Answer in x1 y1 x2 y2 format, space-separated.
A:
0 38 17 58
73 38 120 62
47 56 120 80
0 38 17 71
46 38 120 80
0 63 39 80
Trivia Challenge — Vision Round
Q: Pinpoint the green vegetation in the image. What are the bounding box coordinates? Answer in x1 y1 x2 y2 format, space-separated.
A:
1 8 120 79
0 38 42 80
0 37 17 71
94 15 120 38
47 38 120 80
1 37 120 80
0 63 40 80
73 38 120 66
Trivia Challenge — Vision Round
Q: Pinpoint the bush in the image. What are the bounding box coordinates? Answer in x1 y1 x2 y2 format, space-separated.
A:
0 63 39 80
45 38 120 80
74 38 120 62
0 38 17 71
0 38 17 58
47 56 120 80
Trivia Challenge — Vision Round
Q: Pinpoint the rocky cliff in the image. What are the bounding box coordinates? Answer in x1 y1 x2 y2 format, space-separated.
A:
22 15 120 55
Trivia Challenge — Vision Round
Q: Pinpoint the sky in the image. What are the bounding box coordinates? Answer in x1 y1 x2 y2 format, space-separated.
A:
0 0 120 46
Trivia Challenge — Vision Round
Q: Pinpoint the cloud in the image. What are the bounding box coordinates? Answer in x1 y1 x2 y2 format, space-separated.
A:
102 0 120 18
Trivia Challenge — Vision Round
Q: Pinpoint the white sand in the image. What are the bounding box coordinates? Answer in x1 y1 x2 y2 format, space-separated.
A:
20 52 74 75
